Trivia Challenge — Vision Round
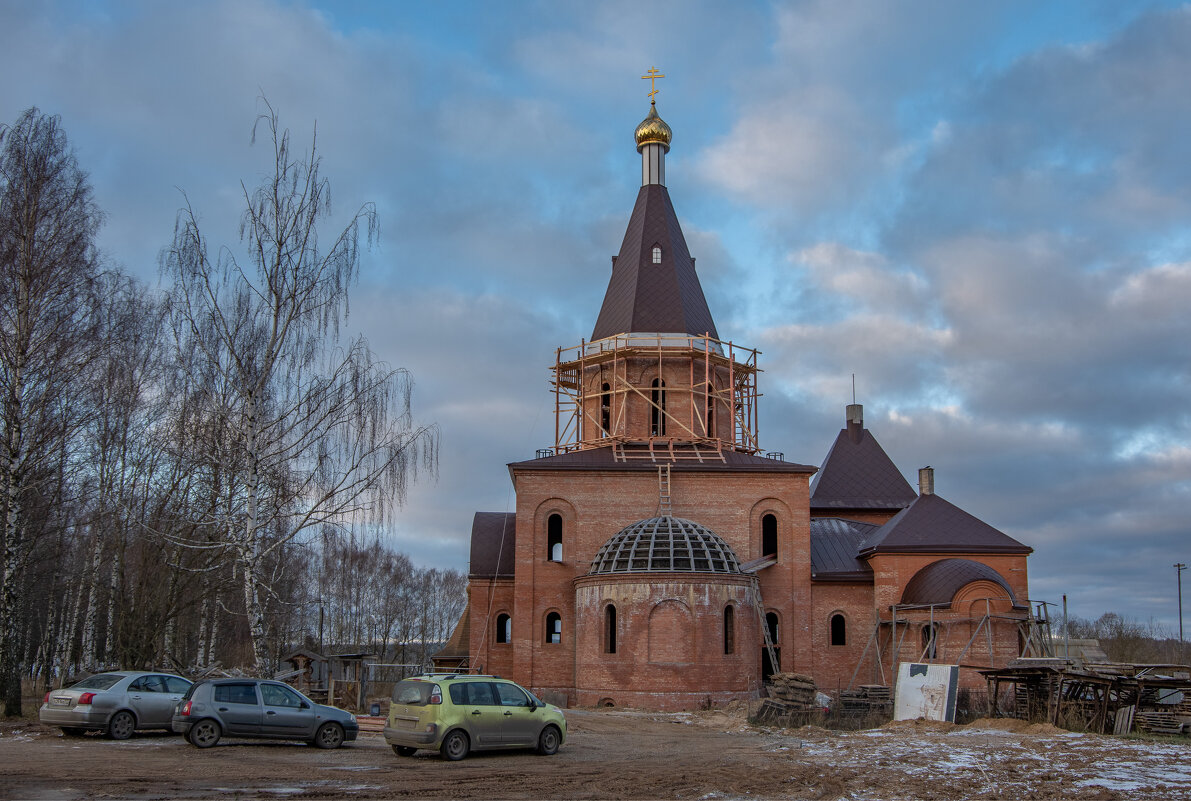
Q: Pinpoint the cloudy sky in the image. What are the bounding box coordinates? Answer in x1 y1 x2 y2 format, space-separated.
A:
3 0 1189 632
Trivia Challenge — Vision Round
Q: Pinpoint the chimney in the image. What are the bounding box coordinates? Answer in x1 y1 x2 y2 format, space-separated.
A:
846 404 863 443
918 466 934 496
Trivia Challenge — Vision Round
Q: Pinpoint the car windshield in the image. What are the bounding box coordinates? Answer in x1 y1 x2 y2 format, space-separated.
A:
71 674 125 691
392 680 437 706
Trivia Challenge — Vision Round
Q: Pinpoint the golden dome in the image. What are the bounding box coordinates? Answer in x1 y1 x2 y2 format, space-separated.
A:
634 103 672 152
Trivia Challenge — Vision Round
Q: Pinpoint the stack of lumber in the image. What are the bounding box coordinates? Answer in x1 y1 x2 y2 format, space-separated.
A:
754 673 824 727
767 673 818 705
1135 710 1186 735
355 715 386 734
840 685 891 711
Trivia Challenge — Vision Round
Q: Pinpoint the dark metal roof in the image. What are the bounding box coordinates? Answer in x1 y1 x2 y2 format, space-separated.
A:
858 493 1032 556
900 558 1017 606
469 512 516 579
809 517 878 581
587 516 742 575
809 423 917 512
510 445 817 474
591 184 719 341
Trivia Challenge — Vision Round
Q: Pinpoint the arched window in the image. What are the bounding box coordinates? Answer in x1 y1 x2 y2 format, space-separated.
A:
705 391 715 438
765 612 780 645
600 382 611 437
922 623 938 659
652 245 662 264
830 613 846 646
496 613 511 644
605 605 617 654
762 514 777 558
545 612 562 644
547 513 562 562
651 378 666 437
723 605 735 655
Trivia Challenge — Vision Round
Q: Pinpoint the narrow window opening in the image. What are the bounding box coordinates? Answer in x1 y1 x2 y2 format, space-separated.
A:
496 613 511 644
600 382 611 437
705 391 715 438
547 513 563 562
652 245 662 264
830 613 846 646
766 612 780 645
762 514 777 558
605 605 617 654
922 623 938 659
651 379 666 437
723 605 735 655
546 612 562 644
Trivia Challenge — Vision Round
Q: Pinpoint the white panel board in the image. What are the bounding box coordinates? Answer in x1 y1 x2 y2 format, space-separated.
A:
893 663 960 722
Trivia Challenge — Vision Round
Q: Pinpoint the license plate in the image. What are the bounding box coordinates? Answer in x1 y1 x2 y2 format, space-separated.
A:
51 697 71 706
393 717 417 730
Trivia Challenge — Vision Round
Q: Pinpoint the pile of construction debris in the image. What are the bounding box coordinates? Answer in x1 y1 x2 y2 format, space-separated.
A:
983 658 1190 736
840 684 892 713
753 673 827 727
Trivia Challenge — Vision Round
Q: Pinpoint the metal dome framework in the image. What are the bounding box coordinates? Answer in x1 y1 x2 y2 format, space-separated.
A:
588 516 742 575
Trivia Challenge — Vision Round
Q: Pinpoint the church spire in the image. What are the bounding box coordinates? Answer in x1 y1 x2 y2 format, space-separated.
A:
590 74 716 341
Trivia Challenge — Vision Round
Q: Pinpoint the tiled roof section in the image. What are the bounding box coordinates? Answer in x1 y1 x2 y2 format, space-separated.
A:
433 602 471 659
858 493 1032 556
810 517 878 582
809 426 917 511
509 445 817 474
900 558 1018 607
469 512 516 579
591 184 719 341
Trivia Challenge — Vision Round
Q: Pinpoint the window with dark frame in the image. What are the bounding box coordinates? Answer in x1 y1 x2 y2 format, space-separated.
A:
605 605 617 654
651 379 666 436
762 513 777 558
830 613 846 646
600 382 611 436
496 613 511 644
723 605 735 654
547 513 563 561
546 612 562 644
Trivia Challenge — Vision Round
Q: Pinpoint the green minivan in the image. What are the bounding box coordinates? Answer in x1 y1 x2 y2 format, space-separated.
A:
384 674 566 761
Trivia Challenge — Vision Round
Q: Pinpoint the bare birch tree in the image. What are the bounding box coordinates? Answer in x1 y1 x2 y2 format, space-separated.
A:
0 108 102 715
162 104 437 670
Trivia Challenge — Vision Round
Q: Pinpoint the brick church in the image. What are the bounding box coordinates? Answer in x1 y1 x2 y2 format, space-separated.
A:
434 88 1037 710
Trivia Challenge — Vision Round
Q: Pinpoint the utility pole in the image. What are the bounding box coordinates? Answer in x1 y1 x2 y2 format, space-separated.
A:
1177 563 1186 643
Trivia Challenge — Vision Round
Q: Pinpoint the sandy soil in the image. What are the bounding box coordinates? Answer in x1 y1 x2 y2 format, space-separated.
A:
2 706 1190 800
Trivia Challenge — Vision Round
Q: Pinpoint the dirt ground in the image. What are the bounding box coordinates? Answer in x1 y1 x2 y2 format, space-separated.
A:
2 705 1190 800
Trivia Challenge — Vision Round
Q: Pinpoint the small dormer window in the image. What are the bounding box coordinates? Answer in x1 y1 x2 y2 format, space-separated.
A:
652 246 662 264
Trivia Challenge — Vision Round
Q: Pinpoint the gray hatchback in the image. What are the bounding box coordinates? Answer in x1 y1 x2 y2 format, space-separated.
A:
40 671 192 739
172 678 358 748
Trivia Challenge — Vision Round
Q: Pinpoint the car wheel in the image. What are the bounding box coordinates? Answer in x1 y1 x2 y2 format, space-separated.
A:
440 729 469 761
107 711 136 740
187 719 221 748
537 724 561 755
313 721 344 749
392 745 417 757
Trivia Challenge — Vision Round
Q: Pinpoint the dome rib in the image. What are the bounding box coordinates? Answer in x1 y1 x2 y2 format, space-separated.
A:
588 516 741 575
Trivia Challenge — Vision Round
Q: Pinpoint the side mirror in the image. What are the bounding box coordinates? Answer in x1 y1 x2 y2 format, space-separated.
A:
300 700 310 709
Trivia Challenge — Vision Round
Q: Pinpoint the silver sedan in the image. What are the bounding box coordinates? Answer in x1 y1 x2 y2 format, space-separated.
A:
39 671 192 739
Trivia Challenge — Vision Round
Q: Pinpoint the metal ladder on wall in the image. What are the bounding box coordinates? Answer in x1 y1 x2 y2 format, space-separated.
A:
750 578 780 677
657 464 672 516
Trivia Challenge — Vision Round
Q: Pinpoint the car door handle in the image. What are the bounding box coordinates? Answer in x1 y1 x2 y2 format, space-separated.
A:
218 707 228 712
471 710 482 715
131 695 141 700
266 711 276 715
503 711 513 716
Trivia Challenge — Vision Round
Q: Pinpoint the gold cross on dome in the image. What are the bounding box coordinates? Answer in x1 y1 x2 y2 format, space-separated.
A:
642 67 665 103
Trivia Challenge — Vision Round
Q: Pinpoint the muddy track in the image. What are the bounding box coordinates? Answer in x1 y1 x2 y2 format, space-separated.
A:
2 709 1189 800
